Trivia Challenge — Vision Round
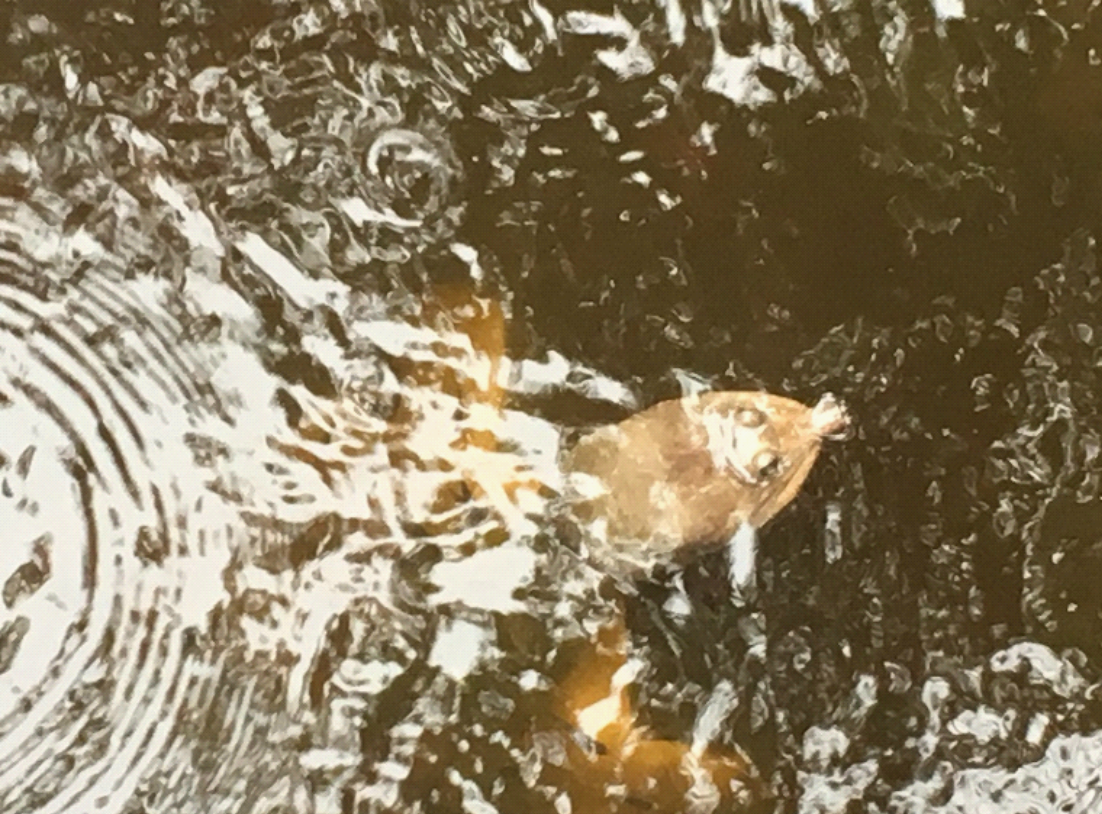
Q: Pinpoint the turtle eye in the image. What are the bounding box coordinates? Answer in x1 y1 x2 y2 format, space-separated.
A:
734 407 766 428
753 450 784 481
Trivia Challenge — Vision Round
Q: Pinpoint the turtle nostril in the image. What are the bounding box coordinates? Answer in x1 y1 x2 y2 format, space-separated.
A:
810 393 850 438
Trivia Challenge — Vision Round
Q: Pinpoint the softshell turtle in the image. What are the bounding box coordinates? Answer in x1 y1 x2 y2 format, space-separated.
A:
560 391 849 594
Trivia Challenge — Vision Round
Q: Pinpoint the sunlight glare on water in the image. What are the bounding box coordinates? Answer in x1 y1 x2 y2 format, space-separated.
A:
4 1 1102 812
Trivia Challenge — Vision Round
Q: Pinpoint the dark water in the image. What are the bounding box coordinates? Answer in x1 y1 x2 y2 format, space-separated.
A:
0 1 1101 812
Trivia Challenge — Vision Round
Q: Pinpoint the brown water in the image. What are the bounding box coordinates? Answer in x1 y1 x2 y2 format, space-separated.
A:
1 1 1101 812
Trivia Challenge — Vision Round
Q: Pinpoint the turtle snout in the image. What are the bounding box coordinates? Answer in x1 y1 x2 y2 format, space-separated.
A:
809 393 850 439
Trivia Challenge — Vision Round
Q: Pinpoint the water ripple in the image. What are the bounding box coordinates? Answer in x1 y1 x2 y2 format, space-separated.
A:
0 195 242 814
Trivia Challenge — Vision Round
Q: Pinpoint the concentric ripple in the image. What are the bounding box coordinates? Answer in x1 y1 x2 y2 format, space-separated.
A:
0 198 240 813
361 127 457 229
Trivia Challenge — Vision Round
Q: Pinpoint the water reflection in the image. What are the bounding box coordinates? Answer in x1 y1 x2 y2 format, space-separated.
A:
0 157 654 813
4 0 1102 812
